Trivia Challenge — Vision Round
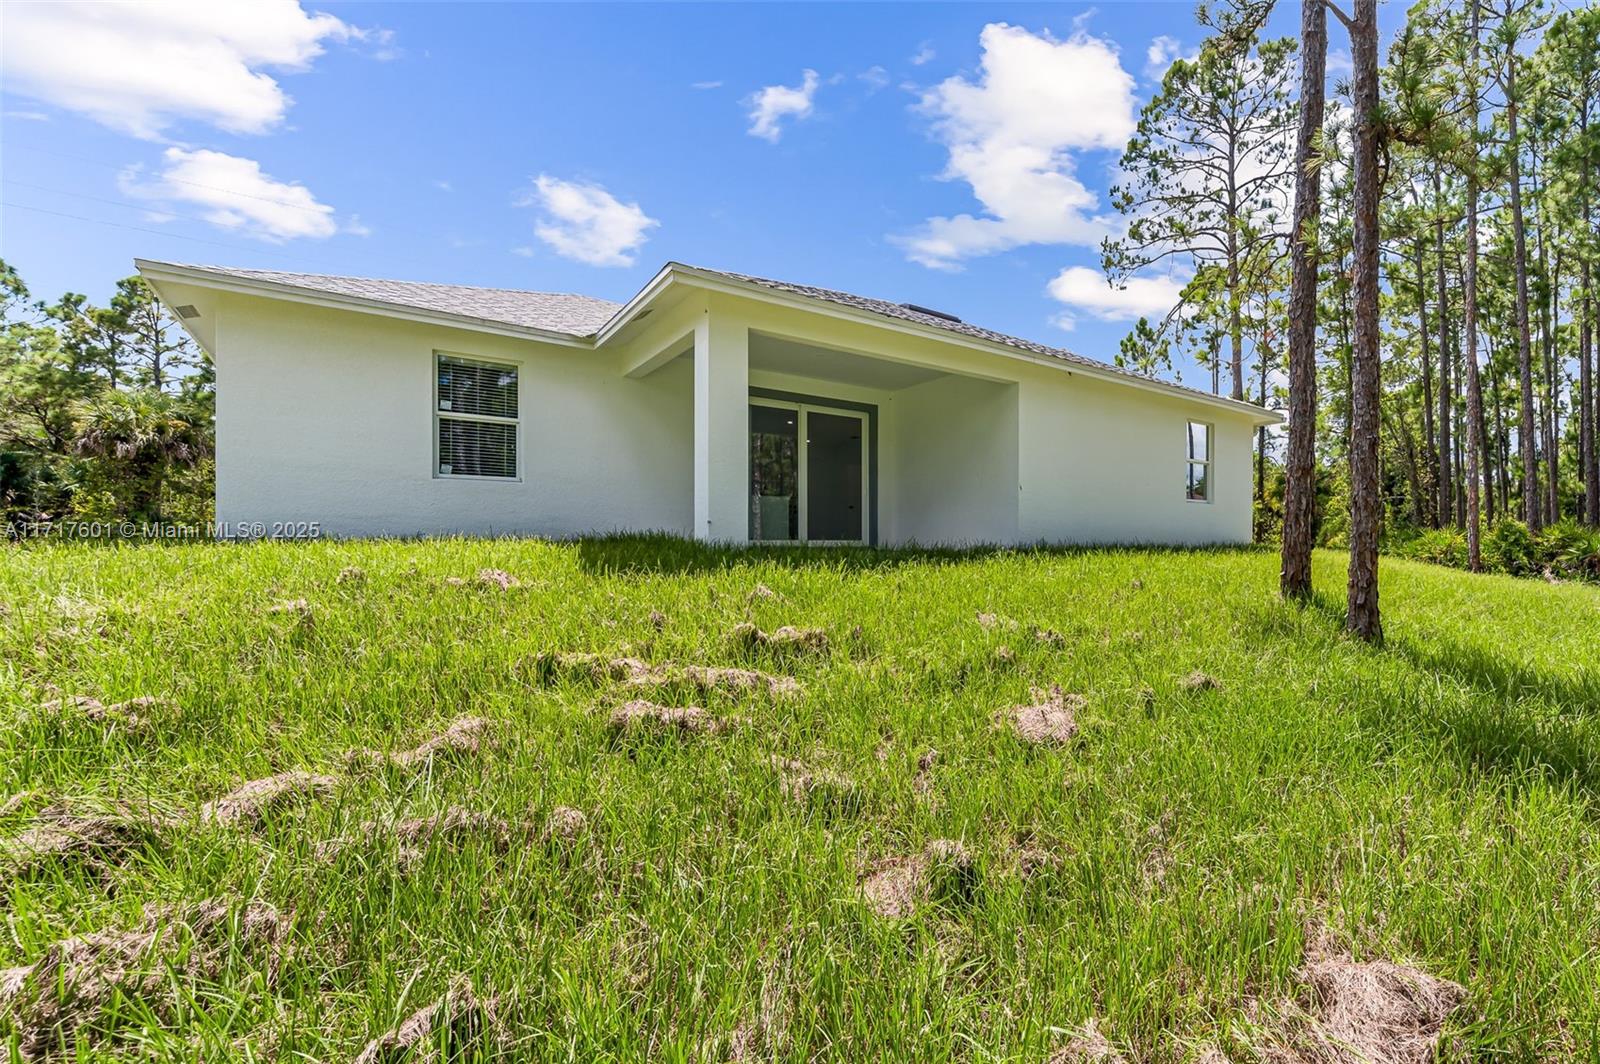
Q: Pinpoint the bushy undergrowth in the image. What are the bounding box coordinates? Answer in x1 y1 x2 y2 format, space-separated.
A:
1 538 1597 1059
1388 517 1600 583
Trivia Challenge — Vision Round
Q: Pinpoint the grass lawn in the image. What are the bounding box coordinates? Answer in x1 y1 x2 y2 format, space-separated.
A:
2 537 1598 1060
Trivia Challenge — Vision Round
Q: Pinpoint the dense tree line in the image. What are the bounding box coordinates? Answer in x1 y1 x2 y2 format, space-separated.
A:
1105 0 1600 638
1 260 214 531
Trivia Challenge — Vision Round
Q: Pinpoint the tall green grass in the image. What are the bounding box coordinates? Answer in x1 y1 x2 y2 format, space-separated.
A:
1 537 1597 1059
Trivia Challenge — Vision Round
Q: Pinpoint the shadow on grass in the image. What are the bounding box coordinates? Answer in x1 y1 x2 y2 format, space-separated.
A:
574 531 1273 575
1261 591 1600 796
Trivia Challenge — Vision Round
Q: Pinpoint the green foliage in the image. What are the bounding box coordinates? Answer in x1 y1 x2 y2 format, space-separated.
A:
1 258 212 530
1483 518 1539 575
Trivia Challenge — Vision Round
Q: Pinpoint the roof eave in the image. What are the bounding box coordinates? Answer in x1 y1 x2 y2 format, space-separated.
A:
133 259 598 348
599 263 1282 424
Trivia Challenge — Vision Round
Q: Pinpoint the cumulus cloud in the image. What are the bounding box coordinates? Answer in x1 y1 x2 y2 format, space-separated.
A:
517 175 659 267
746 69 820 142
119 147 342 241
894 23 1138 270
910 42 937 66
1046 266 1186 330
1145 35 1191 80
0 0 363 139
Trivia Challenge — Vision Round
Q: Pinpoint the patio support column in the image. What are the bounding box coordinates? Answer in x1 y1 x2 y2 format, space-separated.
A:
693 304 749 543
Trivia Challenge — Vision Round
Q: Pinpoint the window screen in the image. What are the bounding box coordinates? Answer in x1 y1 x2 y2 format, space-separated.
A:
436 354 517 478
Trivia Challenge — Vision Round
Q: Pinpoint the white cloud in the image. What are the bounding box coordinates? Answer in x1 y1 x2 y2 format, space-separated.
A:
510 245 536 258
119 147 340 241
4 110 51 122
0 0 358 139
692 80 724 90
1326 49 1354 77
859 66 890 92
910 42 937 66
433 179 453 192
517 175 658 268
1046 266 1186 329
1145 35 1191 80
894 23 1138 270
746 69 820 142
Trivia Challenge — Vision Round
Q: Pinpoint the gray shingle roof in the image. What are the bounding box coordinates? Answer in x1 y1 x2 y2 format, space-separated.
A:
155 263 621 338
678 264 1150 378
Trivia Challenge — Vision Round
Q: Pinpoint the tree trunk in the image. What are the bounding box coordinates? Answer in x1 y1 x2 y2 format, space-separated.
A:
1585 261 1596 524
1346 0 1383 642
1506 61 1540 530
1280 0 1326 600
1415 237 1438 525
1433 171 1453 527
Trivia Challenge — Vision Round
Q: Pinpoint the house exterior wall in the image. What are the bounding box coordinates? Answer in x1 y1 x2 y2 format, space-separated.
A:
1015 361 1255 544
205 285 1263 546
893 376 1020 545
215 293 693 538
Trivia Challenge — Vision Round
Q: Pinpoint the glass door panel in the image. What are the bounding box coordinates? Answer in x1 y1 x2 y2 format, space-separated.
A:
805 410 865 542
749 403 798 541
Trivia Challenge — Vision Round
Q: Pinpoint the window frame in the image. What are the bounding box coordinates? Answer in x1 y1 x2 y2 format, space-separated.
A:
1185 419 1213 504
433 351 521 482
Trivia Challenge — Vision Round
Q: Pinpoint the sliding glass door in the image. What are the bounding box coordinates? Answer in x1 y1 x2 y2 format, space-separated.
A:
750 399 867 544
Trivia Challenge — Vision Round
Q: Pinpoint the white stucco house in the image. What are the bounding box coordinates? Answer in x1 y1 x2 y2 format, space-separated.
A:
137 258 1281 546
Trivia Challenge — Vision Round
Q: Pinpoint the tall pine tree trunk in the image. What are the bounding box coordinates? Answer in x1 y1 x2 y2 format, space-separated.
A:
1280 0 1326 600
1434 171 1453 527
1506 61 1541 530
1346 0 1383 641
1415 238 1438 525
1585 260 1596 524
1465 137 1485 565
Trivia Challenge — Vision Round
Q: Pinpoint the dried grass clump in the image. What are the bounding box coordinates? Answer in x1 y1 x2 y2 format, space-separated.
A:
0 899 291 1059
35 694 174 731
1180 670 1222 692
265 598 312 618
527 651 803 699
1046 1019 1128 1063
770 756 858 810
1000 685 1084 746
976 611 1018 630
675 664 801 699
607 699 729 738
544 806 588 842
912 748 939 796
354 979 499 1064
730 622 829 657
1034 627 1066 647
748 583 780 601
476 568 519 590
321 806 528 867
361 716 492 770
859 838 977 919
199 770 340 827
336 565 366 585
1259 940 1467 1064
2 801 173 877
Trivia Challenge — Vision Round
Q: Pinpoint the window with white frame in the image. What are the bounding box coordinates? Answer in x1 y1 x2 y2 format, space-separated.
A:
1186 420 1211 501
436 354 518 479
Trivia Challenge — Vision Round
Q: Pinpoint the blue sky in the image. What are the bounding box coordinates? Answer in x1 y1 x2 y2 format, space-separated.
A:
1 1 1356 386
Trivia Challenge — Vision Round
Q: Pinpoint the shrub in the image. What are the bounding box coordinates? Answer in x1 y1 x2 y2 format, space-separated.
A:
1484 519 1538 576
1555 526 1600 580
1402 528 1469 569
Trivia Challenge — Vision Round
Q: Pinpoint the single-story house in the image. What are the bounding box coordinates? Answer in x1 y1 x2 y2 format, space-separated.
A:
137 258 1281 545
